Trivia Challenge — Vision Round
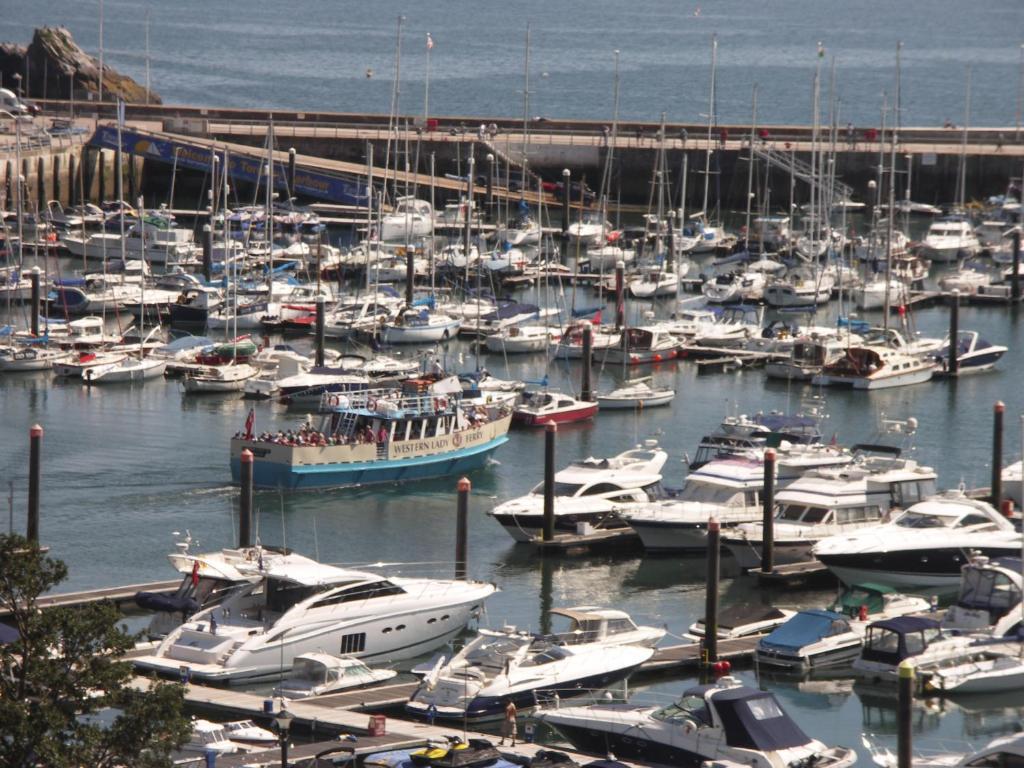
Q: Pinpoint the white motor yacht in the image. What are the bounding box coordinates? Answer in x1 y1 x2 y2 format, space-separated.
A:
938 260 993 295
381 308 461 344
813 493 1023 591
273 652 398 699
132 546 496 683
722 455 938 570
596 379 675 409
182 363 260 393
624 445 853 552
487 441 667 542
812 346 934 390
920 217 982 262
405 623 653 722
535 675 856 768
763 268 835 308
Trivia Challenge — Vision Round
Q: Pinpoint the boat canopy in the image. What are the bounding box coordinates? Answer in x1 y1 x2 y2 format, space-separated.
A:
759 610 849 654
712 686 811 751
861 616 942 666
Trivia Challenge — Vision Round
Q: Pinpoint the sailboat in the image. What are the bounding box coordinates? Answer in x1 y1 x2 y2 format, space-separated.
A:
84 128 167 385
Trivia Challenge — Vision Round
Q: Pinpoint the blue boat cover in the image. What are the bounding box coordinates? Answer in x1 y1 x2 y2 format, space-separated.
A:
759 609 845 653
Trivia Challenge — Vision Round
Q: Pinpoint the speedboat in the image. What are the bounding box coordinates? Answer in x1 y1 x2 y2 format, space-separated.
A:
811 346 934 390
624 445 853 553
405 612 657 722
182 362 259 393
596 379 675 410
755 583 932 671
919 217 982 262
917 646 1024 695
222 720 277 746
938 260 993 294
867 732 1024 768
722 455 938 570
813 493 1023 591
930 330 1007 375
177 719 254 756
511 390 598 427
132 546 497 683
852 616 975 682
487 440 667 541
273 652 398 699
535 675 856 768
567 212 612 247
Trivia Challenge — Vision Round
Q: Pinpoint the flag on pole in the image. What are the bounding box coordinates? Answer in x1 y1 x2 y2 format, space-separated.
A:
190 560 200 587
426 33 434 50
244 407 255 439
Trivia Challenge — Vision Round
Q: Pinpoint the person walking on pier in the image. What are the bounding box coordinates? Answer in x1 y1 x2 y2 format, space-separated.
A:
500 700 518 746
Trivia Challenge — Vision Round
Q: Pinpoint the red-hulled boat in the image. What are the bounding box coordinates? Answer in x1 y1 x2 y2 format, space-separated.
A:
512 390 598 427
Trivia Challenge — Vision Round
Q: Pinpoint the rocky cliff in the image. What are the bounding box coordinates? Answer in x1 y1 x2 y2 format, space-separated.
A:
0 26 160 104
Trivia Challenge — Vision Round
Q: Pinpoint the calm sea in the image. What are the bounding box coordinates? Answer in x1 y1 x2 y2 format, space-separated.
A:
2 0 1024 760
3 0 1024 126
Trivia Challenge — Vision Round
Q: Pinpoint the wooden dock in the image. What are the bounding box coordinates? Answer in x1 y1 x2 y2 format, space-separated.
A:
754 560 836 588
0 579 180 619
639 636 759 674
528 527 641 554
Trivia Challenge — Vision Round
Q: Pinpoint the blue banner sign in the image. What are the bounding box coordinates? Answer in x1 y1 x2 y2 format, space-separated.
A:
90 126 368 206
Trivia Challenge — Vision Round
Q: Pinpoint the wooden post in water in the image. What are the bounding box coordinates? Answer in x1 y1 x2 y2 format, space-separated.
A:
314 296 326 368
36 156 45 213
52 155 62 205
543 423 557 542
405 248 414 306
1012 220 1022 302
704 517 720 664
97 150 106 204
897 661 914 768
455 477 470 579
68 153 78 207
760 448 776 574
948 290 959 376
580 320 594 402
27 425 42 544
992 401 1005 510
29 267 40 337
239 449 253 548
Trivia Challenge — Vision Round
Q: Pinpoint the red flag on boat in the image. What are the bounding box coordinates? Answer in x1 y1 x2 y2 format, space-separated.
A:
244 408 255 440
592 309 602 325
191 560 200 587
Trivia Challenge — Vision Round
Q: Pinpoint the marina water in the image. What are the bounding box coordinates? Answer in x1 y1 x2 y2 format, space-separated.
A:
3 0 1024 761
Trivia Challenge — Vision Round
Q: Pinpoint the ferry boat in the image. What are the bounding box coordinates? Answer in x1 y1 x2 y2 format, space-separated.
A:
229 382 512 490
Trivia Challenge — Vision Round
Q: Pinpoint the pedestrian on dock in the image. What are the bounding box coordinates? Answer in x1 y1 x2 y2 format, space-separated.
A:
500 700 517 746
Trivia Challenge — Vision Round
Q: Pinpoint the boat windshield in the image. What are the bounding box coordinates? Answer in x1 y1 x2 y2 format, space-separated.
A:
958 568 1023 613
893 511 955 529
293 658 328 683
778 505 831 524
678 481 744 506
530 481 585 496
652 694 712 726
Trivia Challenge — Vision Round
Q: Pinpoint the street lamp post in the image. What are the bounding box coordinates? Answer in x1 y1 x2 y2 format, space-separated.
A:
274 707 293 768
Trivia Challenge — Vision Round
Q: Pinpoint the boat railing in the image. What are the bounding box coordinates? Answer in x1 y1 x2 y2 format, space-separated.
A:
319 387 461 416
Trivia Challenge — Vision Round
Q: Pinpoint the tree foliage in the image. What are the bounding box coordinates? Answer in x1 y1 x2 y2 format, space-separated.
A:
0 534 191 767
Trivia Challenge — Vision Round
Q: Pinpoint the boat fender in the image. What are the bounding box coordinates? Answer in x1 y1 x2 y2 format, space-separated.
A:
681 718 697 735
858 604 869 621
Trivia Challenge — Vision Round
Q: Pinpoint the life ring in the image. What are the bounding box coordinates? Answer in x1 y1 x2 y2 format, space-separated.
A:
329 395 341 407
438 397 448 410
367 396 378 411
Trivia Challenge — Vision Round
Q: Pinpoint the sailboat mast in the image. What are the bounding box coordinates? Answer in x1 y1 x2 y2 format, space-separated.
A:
958 66 972 210
701 34 717 218
522 23 531 195
266 121 274 304
144 9 151 105
880 95 891 333
382 14 404 206
745 84 758 246
98 0 104 103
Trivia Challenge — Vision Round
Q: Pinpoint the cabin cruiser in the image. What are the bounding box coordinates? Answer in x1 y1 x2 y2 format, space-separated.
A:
381 307 461 344
764 336 859 382
722 455 938 570
702 270 768 304
380 197 434 242
938 260 994 295
535 675 856 768
855 277 909 311
405 623 653 723
755 584 932 671
919 217 982 262
852 616 974 682
601 327 680 365
813 493 1023 591
550 320 620 359
763 268 835 308
132 546 496 683
811 346 934 390
596 379 675 409
176 719 256 757
487 441 667 542
624 445 853 552
628 264 688 299
484 325 558 354
273 652 398 699
567 212 613 248
660 308 752 348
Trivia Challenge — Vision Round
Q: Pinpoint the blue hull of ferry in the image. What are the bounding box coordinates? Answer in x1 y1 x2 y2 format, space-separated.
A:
230 435 509 490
